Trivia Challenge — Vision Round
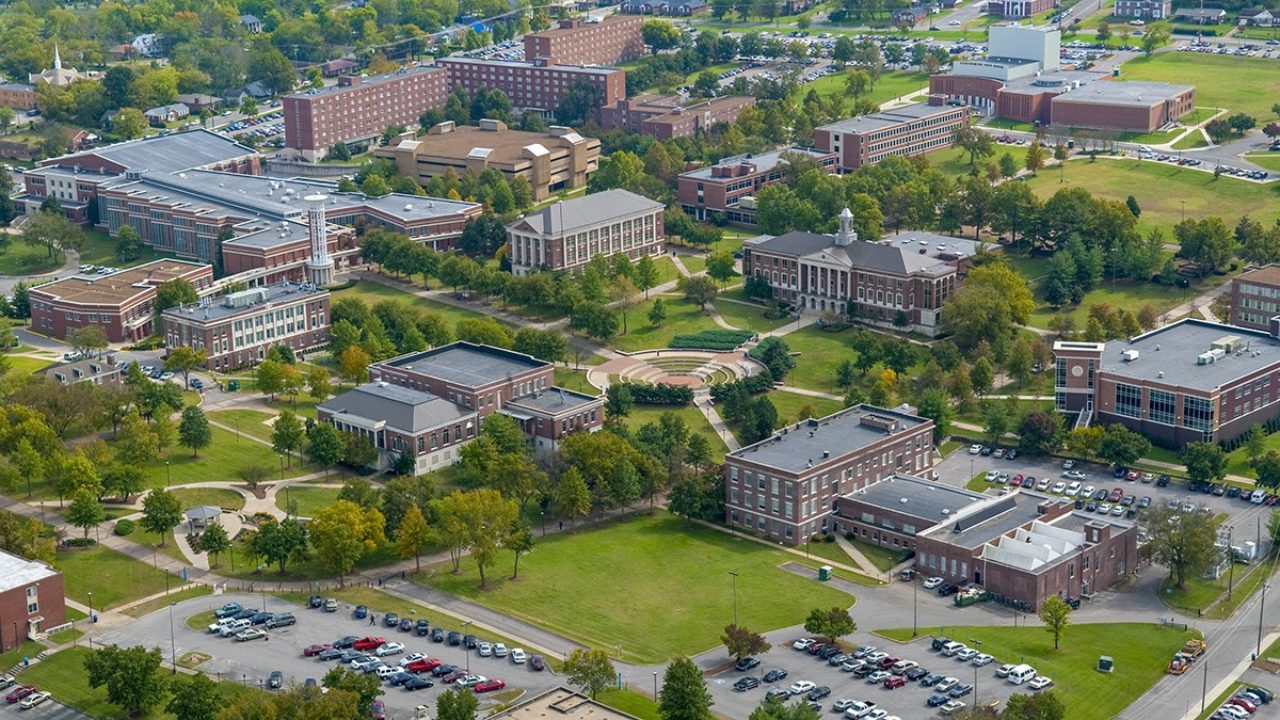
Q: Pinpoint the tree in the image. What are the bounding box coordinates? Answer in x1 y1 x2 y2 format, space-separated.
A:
84 645 166 715
952 125 994 168
320 667 383 717
69 326 109 359
554 467 593 527
1018 411 1061 456
564 649 615 698
308 423 346 470
20 206 81 260
67 488 105 538
1003 692 1067 720
1024 142 1047 175
942 263 1035 354
166 672 221 720
178 405 211 457
271 410 305 467
1038 595 1072 650
112 107 148 139
255 359 285 400
310 500 386 585
802 607 856 643
635 255 659 298
751 337 795 381
198 521 230 568
251 517 309 574
1183 441 1227 485
680 275 719 309
707 252 737 287
556 80 601 127
722 624 771 661
338 345 372 386
642 20 683 53
1146 503 1219 589
164 346 207 390
983 401 1010 444
155 279 198 313
1176 217 1235 276
437 688 479 720
140 489 182 545
395 504 433 572
659 656 714 720
1141 21 1171 56
749 695 821 720
1097 424 1151 468
308 366 333 400
508 521 535 579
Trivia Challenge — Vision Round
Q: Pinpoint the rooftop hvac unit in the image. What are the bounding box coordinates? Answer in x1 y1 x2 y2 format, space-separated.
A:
1121 350 1139 362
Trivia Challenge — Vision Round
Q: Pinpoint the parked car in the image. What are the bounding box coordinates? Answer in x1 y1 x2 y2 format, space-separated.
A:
935 677 960 692
475 678 506 693
399 653 427 667
333 636 358 649
324 599 338 612
940 700 966 715
736 657 761 671
763 668 788 683
265 613 295 629
18 691 50 709
268 671 283 689
807 686 831 701
215 602 243 618
529 655 546 672
1028 676 1054 690
734 677 759 691
432 628 446 642
398 618 413 633
415 620 430 636
303 644 332 657
884 676 908 689
383 613 400 628
404 676 434 691
510 649 527 664
5 686 36 704
949 683 973 698
353 605 368 620
788 681 816 695
354 637 385 651
866 671 891 684
317 648 344 661
923 577 944 590
375 642 405 656
928 693 950 706
793 638 815 651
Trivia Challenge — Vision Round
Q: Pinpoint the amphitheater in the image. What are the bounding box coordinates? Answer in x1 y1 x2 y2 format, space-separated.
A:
586 349 765 391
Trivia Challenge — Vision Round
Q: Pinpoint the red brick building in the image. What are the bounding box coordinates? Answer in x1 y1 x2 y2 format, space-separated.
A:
319 382 481 475
30 259 215 343
0 551 66 651
1049 80 1195 133
523 15 644 66
162 283 331 371
436 57 625 118
724 405 935 544
0 82 37 111
814 98 969 172
505 189 665 275
677 147 838 224
1230 265 1280 331
282 64 450 161
599 94 756 139
988 0 1055 18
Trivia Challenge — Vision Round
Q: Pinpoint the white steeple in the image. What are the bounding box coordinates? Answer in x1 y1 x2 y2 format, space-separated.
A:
835 207 856 246
304 193 335 287
53 44 62 71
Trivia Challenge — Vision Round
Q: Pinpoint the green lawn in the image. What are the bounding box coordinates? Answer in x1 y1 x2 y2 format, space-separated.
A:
1026 278 1203 330
274 485 341 517
169 487 245 512
845 537 909 573
419 513 854 663
622 404 729 463
58 546 183 609
76 228 162 269
1171 132 1208 150
875 623 1196 720
766 390 844 426
681 254 706 275
598 688 660 720
140 426 312 490
778 325 862 393
610 294 721 353
6 355 52 375
800 69 931 107
1245 154 1280 173
0 243 63 275
208 409 279 443
1022 158 1280 239
122 584 213 618
712 298 792 334
553 368 598 395
1118 53 1280 120
0 640 48 672
798 537 857 566
330 279 498 327
923 145 983 178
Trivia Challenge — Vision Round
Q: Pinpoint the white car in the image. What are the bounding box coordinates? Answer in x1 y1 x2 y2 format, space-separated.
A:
935 677 960 692
375 665 400 680
1062 459 1076 470
1066 481 1082 496
865 710 887 720
832 699 858 712
510 648 527 664
1036 478 1051 491
19 691 50 709
968 444 982 455
972 653 994 666
793 638 815 651
1051 481 1067 494
844 701 875 719
940 700 966 715
351 656 380 671
788 680 815 695
1028 676 1054 690
1081 485 1096 498
984 470 1000 482
477 642 493 657
954 648 978 662
493 643 508 658
923 576 944 590
456 674 487 688
375 642 404 656
866 670 891 684
400 653 427 667
864 652 888 665
994 663 1015 678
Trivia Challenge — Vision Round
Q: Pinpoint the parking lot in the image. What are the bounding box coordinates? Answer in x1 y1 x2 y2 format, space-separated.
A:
707 636 1027 718
98 594 560 719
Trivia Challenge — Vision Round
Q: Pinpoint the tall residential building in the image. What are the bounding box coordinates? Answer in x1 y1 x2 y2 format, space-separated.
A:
523 15 644 66
0 551 66 652
1114 0 1172 19
1231 265 1280 331
283 65 449 161
435 57 625 117
505 189 665 275
676 147 838 224
814 99 969 172
162 283 331 371
599 94 756 139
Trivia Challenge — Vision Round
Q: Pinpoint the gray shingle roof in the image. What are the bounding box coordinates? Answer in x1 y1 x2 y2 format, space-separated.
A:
510 189 663 236
319 383 476 433
748 231 966 277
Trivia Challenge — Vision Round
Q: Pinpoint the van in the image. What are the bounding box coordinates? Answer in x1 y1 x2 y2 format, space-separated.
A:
1007 664 1037 685
219 619 251 637
940 641 965 656
1251 489 1268 504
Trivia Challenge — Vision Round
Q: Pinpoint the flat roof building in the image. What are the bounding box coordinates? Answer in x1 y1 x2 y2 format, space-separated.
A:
378 120 600 202
1230 265 1280 332
30 259 214 343
163 282 331 371
0 550 66 652
677 147 838 225
725 404 935 544
506 189 665 275
599 94 757 139
815 99 969 172
523 15 644 66
435 56 625 118
491 687 642 720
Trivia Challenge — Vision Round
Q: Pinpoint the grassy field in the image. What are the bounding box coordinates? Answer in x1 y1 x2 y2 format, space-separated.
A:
58 546 183 609
1163 557 1278 620
553 368 598 394
799 537 857 566
169 487 245 511
0 640 47 671
208 409 279 444
274 486 341 517
330 279 497 327
1117 53 1280 120
610 294 722 353
122 584 213 619
139 426 312 490
846 537 908 573
419 512 854 663
622 404 729 463
1022 158 1280 237
766 390 845 426
0 243 63 275
598 688 660 720
1245 154 1280 173
76 228 162 269
923 145 986 178
1171 132 1208 150
800 69 931 106
712 298 792 334
875 623 1196 720
777 325 864 393
1026 277 1203 329
6 355 53 375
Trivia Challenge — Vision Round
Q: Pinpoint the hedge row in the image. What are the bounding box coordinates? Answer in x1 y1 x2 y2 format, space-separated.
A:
619 381 694 405
669 329 755 350
709 373 773 403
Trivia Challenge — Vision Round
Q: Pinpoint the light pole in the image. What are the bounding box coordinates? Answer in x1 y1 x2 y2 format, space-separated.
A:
168 602 177 674
540 510 546 537
970 639 983 707
461 621 472 673
653 671 658 700
728 571 740 627
912 580 918 637
1226 525 1235 601
1201 658 1209 716
1258 581 1269 658
165 461 171 487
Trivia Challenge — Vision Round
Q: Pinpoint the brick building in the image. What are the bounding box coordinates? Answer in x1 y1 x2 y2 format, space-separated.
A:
619 0 709 15
814 99 969 172
505 189 664 275
435 57 625 118
0 552 64 651
30 259 214 343
364 342 604 457
741 209 975 335
724 404 935 544
319 382 480 475
988 0 1055 17
0 82 37 111
1054 319 1280 446
378 120 600 201
1049 80 1194 133
1230 265 1280 331
282 65 450 162
523 15 644 66
831 474 984 551
1114 0 1172 19
162 283 330 371
677 147 838 224
43 356 124 388
599 94 756 139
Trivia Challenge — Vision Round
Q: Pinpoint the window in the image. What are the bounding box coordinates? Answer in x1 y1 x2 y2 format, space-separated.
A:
1056 359 1068 387
1115 383 1142 418
1150 389 1175 425
1184 395 1214 431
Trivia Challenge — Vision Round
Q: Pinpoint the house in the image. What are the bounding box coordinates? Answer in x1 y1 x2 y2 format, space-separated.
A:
144 103 191 126
44 356 123 387
892 5 935 24
619 0 709 14
223 81 276 106
131 33 162 58
319 58 361 77
1239 7 1277 25
177 94 222 112
239 14 264 33
28 46 89 88
1173 7 1226 22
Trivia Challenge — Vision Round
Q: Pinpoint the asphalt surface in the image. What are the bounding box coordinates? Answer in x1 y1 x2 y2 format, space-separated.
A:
99 593 561 720
0 698 91 720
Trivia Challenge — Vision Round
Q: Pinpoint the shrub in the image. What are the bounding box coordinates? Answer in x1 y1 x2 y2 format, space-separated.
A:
113 519 135 536
823 534 835 543
63 537 96 547
669 329 755 351
844 531 856 541
618 381 694 405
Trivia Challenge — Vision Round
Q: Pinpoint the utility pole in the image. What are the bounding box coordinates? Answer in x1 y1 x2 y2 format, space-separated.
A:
728 571 740 627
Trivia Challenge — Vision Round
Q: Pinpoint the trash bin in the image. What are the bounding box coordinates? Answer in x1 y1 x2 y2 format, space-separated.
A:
227 380 240 392
1097 655 1114 673
818 566 832 581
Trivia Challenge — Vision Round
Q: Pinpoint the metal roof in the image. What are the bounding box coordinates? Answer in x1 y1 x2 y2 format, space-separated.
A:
319 382 477 433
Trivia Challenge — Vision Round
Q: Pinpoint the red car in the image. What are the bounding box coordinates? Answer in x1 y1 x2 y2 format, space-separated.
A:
883 676 908 690
1109 488 1124 502
807 643 826 656
1230 696 1259 713
407 658 441 674
303 643 332 657
353 636 385 651
474 678 506 693
878 657 899 670
5 686 34 704
1011 474 1024 487
1125 470 1141 481
442 670 466 684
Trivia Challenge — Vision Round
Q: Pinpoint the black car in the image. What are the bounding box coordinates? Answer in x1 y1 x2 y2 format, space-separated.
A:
852 664 874 678
268 671 283 689
317 648 343 661
250 612 273 625
936 583 958 596
1247 686 1274 704
1005 449 1019 461
1228 486 1241 498
1074 498 1084 509
949 683 973 698
762 668 787 683
431 628 445 642
334 636 358 649
234 608 257 620
431 664 457 678
529 655 546 672
339 650 363 663
1086 501 1098 512
733 677 760 691
931 637 951 652
388 671 415 686
416 620 430 636
308 595 323 609
980 446 993 456
463 634 478 649
1157 475 1171 487
927 693 949 707
447 632 462 646
920 673 944 687
398 618 413 632
265 613 295 629
404 677 434 691
1113 466 1128 479
735 657 760 672
806 686 831 702
384 613 400 628
817 645 841 660
905 667 929 681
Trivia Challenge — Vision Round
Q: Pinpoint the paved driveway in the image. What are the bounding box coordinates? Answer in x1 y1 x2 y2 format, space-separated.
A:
97 594 561 720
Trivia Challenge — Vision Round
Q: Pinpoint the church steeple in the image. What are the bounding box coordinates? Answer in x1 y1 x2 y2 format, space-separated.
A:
53 44 62 71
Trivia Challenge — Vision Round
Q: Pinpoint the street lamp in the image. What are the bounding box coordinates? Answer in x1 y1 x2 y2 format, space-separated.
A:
970 639 983 707
461 621 472 673
168 602 177 674
540 510 546 537
912 580 918 638
1258 581 1270 658
1226 525 1235 601
165 461 171 487
728 571 740 627
653 671 658 700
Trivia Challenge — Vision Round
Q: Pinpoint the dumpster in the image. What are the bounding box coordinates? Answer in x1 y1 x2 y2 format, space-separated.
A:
227 380 240 392
818 565 832 581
